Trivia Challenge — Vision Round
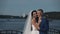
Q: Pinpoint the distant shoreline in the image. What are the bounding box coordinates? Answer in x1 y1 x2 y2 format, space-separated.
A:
0 12 60 19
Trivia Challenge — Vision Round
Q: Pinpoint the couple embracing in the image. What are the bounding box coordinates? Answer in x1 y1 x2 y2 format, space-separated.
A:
31 9 49 34
23 9 49 34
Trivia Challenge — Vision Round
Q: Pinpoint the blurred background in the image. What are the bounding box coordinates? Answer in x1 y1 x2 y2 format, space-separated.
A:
0 0 60 34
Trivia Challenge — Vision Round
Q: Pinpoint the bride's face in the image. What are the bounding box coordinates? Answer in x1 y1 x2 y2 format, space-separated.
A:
33 12 37 18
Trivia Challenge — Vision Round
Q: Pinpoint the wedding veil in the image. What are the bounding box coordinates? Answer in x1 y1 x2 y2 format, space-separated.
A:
23 10 32 34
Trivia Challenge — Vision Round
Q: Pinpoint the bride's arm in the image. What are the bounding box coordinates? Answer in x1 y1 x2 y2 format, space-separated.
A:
32 20 39 30
36 22 40 30
37 17 41 26
36 19 40 27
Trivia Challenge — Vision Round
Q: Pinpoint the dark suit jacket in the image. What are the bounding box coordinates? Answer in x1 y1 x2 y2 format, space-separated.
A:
39 16 49 32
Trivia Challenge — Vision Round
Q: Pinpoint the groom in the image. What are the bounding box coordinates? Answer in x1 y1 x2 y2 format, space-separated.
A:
36 9 49 34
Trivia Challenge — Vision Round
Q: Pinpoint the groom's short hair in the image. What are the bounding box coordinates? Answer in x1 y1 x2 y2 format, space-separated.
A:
37 9 43 13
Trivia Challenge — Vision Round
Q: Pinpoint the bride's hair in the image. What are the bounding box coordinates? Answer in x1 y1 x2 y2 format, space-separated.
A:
31 10 37 18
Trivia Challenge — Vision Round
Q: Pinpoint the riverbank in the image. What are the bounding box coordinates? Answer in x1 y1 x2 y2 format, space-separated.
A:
0 12 60 19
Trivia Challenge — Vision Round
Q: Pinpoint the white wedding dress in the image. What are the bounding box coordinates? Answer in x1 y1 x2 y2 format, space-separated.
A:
23 10 39 34
31 24 39 34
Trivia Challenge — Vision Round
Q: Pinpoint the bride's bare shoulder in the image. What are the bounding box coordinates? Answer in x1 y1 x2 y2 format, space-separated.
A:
31 19 35 23
31 19 34 22
32 19 33 22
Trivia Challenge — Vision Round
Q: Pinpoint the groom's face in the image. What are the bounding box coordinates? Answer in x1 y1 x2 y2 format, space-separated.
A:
37 11 42 17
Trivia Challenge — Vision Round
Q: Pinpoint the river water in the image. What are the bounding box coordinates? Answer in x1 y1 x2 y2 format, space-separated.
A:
0 18 60 34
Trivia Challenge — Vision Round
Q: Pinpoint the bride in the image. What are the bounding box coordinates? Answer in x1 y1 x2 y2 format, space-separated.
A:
23 10 39 34
31 10 39 34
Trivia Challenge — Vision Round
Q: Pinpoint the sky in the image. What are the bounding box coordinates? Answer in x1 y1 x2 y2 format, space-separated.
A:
0 0 60 16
